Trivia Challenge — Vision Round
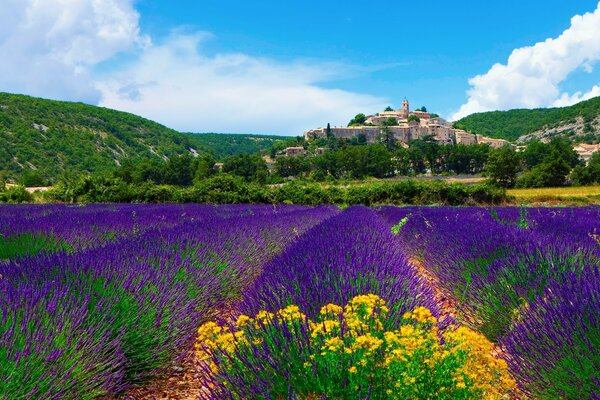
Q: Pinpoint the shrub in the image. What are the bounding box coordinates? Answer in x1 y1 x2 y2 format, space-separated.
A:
0 185 33 203
197 295 516 399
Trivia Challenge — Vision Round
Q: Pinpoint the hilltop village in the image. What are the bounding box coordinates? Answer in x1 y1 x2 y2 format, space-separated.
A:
304 100 509 148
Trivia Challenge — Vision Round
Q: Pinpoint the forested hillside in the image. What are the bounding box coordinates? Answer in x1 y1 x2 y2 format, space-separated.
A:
187 133 293 160
0 93 291 184
454 96 600 142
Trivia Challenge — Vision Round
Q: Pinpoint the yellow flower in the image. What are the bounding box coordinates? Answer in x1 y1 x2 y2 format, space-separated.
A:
277 304 306 322
352 333 383 353
320 303 343 316
311 319 340 338
235 314 252 329
403 306 437 324
322 336 344 352
348 366 357 374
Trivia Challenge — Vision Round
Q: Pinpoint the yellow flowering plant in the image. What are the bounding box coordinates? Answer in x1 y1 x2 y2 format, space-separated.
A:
196 295 516 399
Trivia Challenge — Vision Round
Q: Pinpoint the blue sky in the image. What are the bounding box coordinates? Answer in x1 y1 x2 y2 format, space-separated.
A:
1 1 600 135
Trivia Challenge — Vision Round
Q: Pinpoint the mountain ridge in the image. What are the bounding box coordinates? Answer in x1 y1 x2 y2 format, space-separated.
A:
454 96 600 143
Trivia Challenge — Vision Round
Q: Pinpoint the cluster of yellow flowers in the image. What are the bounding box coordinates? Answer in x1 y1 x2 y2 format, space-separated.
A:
196 295 516 399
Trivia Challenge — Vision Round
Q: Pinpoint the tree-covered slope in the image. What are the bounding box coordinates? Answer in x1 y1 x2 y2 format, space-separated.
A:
186 133 294 160
0 93 292 183
454 96 600 142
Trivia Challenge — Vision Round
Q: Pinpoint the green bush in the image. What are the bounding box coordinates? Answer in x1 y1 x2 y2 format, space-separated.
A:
44 174 506 206
0 185 33 203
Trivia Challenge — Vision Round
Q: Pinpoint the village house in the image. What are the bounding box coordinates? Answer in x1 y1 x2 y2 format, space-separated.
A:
304 99 504 148
573 143 600 163
284 146 306 157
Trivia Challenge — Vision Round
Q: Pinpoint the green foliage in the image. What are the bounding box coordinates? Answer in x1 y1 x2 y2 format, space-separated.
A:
384 106 394 111
396 142 489 176
0 233 71 259
198 297 515 399
313 145 395 179
0 92 202 183
19 170 47 186
391 215 411 235
45 175 506 206
484 146 521 188
223 154 268 183
274 156 311 178
516 151 572 188
188 133 293 160
383 117 398 126
0 185 33 203
348 113 367 126
0 92 293 183
457 250 591 342
454 96 600 141
571 152 600 185
408 115 420 123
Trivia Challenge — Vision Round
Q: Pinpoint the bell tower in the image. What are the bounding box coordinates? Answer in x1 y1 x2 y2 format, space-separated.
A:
400 99 409 118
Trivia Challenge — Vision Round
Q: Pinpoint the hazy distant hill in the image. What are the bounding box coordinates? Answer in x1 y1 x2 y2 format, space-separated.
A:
0 93 292 183
454 96 600 143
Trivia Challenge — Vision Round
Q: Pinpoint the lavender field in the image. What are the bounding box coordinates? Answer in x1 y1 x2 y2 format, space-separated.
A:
1 204 598 399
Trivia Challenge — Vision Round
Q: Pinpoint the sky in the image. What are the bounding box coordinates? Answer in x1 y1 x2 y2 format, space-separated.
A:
1 1 600 136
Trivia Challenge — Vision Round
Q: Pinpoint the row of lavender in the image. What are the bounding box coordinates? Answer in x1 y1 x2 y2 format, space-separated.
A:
199 207 445 398
378 206 600 398
0 204 337 399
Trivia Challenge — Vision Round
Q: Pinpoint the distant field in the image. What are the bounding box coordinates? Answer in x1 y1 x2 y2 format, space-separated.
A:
508 185 600 199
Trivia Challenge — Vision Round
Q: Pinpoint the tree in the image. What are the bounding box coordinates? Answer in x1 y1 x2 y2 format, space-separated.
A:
20 170 47 187
521 140 549 169
516 149 571 188
193 154 216 183
384 106 394 112
326 122 339 151
383 117 398 126
379 126 397 152
485 146 521 188
571 152 600 185
419 106 427 112
223 154 268 183
348 113 367 126
275 156 310 178
408 115 420 123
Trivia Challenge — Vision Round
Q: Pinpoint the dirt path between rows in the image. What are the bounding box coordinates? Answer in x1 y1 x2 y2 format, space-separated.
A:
408 257 459 327
117 257 512 399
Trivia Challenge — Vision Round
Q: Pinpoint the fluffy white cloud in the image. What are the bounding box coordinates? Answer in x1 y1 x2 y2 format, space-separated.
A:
552 85 600 107
0 0 148 103
0 1 386 135
452 2 600 120
98 33 387 135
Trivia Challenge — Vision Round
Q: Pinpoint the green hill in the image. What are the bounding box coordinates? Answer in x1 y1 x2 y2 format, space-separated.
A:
454 96 600 142
0 93 292 184
187 133 294 159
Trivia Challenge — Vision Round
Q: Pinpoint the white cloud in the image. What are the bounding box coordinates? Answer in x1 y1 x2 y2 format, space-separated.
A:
452 2 600 120
552 85 600 107
0 0 386 135
0 0 148 103
98 32 387 135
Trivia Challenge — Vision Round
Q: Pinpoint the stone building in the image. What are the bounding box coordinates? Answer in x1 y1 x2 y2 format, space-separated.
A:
304 99 511 149
284 147 306 157
573 143 600 163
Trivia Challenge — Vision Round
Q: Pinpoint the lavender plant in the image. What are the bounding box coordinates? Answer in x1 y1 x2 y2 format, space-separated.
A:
501 268 600 399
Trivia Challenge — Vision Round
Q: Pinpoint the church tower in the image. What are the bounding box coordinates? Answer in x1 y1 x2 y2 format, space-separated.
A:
399 99 409 119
